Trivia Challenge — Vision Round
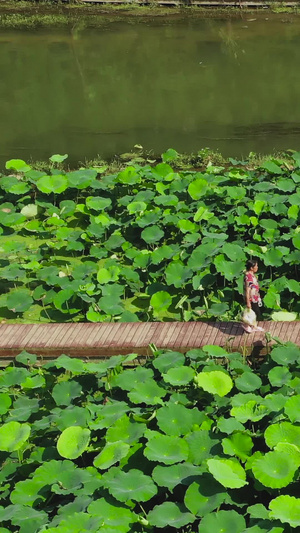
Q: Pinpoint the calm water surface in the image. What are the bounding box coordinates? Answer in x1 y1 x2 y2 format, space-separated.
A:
0 17 300 166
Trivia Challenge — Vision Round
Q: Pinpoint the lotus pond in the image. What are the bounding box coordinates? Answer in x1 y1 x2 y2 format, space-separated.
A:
1 341 300 532
0 150 300 323
1 15 300 166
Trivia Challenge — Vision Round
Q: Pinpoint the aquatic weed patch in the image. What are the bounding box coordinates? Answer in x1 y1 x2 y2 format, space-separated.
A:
0 150 300 322
0 342 300 531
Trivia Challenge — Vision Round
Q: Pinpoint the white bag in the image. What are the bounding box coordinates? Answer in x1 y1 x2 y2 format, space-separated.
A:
242 307 257 327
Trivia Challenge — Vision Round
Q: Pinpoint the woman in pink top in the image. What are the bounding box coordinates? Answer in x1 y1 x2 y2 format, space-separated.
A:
243 259 264 333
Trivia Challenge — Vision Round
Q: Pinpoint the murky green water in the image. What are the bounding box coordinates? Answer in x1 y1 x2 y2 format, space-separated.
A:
1 16 300 166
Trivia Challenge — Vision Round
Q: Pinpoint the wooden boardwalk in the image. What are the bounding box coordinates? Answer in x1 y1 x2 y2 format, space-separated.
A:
0 321 298 362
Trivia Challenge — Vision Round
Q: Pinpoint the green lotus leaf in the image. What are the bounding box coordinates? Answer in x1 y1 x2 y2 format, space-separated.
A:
98 296 124 316
247 504 269 520
6 158 31 172
148 502 195 528
214 255 245 281
165 262 192 288
94 441 130 470
0 366 30 388
50 354 86 374
195 371 233 397
104 468 157 502
222 243 246 262
217 417 245 434
117 166 140 184
127 200 147 214
144 433 189 464
0 393 12 415
202 345 229 357
9 397 39 421
186 430 215 464
188 178 208 199
184 474 227 516
57 426 90 459
156 403 195 436
141 225 164 244
264 422 300 449
52 380 82 406
86 196 112 211
15 350 37 366
270 343 300 365
231 400 270 422
207 458 247 489
53 289 81 314
193 206 213 222
128 379 167 405
0 421 30 452
262 393 287 412
53 406 91 431
198 509 246 533
88 496 136 530
152 463 202 490
274 442 300 466
153 351 185 373
271 311 297 321
252 450 298 488
162 148 178 162
0 505 48 532
163 366 195 386
36 174 68 194
20 204 38 218
7 289 33 313
284 395 300 423
89 401 129 430
177 219 197 233
268 366 291 387
188 242 221 270
67 169 97 189
50 153 68 163
106 414 146 444
235 372 262 392
111 366 154 391
261 160 283 174
222 431 253 460
269 495 300 528
10 478 47 506
150 290 172 313
33 459 76 485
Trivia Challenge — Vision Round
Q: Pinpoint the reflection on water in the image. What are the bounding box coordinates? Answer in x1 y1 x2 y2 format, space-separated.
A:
0 17 300 166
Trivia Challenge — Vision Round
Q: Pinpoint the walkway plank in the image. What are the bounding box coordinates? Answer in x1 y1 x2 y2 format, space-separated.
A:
0 322 299 362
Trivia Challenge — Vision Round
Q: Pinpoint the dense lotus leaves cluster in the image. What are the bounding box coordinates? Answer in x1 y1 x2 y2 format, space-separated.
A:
0 151 300 322
1 343 300 532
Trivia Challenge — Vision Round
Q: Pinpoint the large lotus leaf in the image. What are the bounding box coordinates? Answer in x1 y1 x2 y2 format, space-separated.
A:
284 395 300 423
264 249 284 267
94 441 130 470
141 225 164 244
57 426 90 459
144 433 189 464
49 354 86 374
104 468 157 503
97 267 119 284
148 502 195 528
150 291 172 313
195 371 233 397
177 218 198 233
7 290 33 313
52 380 82 406
270 344 300 365
21 204 38 218
36 174 68 194
128 379 167 405
9 397 40 421
6 158 31 172
198 510 246 533
271 309 297 321
222 432 253 460
67 169 97 189
0 505 48 532
184 475 227 516
188 242 221 270
163 366 195 386
252 451 298 488
202 345 229 357
269 495 300 528
10 478 47 506
33 459 76 485
111 366 153 391
264 421 300 449
207 458 247 488
188 178 208 199
15 350 37 366
156 404 195 436
52 406 91 431
0 421 30 452
86 196 112 211
274 442 300 466
89 401 129 430
53 289 81 314
214 255 244 281
186 430 215 464
0 393 12 415
217 417 245 434
165 262 192 288
268 366 291 387
262 393 287 412
235 372 262 392
106 414 146 444
98 296 124 316
152 463 202 490
222 243 246 262
51 513 100 533
231 401 269 422
152 351 185 373
88 496 136 530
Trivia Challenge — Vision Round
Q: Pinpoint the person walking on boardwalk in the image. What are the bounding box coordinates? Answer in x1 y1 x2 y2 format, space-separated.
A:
242 259 264 333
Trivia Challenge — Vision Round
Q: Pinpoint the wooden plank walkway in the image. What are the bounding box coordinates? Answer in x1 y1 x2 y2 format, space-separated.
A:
0 321 298 362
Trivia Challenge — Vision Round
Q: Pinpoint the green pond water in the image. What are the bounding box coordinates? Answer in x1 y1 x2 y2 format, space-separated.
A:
1 15 300 167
